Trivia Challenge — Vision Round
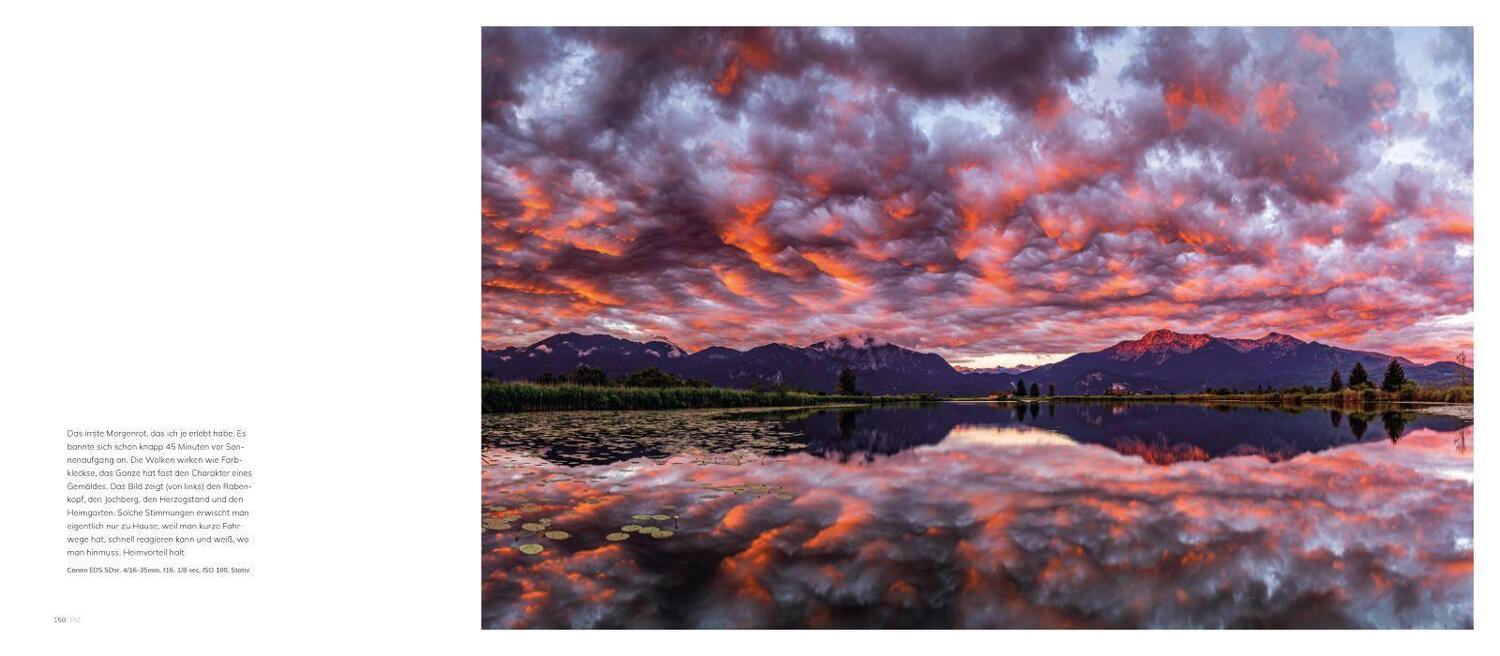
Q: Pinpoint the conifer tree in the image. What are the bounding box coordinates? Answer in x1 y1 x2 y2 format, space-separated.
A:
1348 362 1370 388
837 367 858 394
1381 359 1408 393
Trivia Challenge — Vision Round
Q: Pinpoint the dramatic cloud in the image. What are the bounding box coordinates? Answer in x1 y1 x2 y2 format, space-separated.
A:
482 27 1472 364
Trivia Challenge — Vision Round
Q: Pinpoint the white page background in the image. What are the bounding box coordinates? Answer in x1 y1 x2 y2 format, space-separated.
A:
0 1 1493 654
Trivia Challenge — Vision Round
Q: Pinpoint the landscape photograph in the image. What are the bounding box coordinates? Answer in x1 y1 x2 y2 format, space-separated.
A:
481 27 1474 628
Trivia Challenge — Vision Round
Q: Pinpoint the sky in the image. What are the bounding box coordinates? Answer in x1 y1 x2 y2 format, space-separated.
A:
481 27 1473 367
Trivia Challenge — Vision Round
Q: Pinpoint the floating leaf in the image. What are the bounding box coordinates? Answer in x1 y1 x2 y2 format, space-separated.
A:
543 531 570 540
650 514 670 521
520 522 544 532
517 543 544 555
621 524 643 533
631 515 653 520
652 530 674 539
605 532 630 541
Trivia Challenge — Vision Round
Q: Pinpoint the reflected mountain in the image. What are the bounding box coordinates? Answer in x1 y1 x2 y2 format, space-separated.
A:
779 402 1463 464
483 402 1468 467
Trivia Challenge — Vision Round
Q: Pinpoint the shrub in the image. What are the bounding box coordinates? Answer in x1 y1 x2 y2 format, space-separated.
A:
1396 381 1419 401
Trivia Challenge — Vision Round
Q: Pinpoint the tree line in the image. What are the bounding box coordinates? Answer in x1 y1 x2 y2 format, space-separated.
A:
1005 379 1054 397
522 366 714 389
1327 359 1409 393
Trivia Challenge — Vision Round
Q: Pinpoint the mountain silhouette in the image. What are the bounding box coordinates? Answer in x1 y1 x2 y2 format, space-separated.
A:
482 330 1470 395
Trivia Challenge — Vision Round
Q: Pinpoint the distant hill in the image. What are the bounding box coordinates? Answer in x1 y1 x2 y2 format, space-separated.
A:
482 329 1471 396
481 333 1014 395
955 363 1039 375
1023 329 1471 394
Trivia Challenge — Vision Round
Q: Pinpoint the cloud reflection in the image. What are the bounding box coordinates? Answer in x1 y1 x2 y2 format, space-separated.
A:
482 427 1472 628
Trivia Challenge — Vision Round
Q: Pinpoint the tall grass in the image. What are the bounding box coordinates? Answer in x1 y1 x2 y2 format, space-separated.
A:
482 381 923 412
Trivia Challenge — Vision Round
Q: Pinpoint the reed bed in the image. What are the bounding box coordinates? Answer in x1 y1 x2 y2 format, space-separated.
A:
482 381 926 412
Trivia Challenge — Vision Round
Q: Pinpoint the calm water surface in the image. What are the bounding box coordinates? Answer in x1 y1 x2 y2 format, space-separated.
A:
481 402 1473 628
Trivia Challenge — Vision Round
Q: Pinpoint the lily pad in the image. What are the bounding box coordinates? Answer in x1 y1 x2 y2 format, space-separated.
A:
517 543 544 555
605 533 630 541
621 524 643 532
543 530 570 540
520 522 545 532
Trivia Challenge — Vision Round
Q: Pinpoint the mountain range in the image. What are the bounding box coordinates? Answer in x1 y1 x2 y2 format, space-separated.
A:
1030 329 1469 393
482 329 1471 395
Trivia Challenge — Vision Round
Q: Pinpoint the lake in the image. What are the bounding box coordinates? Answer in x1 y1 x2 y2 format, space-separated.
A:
481 401 1473 628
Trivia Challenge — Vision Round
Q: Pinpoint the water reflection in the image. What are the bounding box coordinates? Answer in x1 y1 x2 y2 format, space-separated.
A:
775 402 1466 466
1383 411 1408 442
482 402 1473 628
940 425 1077 449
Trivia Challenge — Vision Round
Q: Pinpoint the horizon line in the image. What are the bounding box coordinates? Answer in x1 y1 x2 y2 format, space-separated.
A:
482 328 1468 367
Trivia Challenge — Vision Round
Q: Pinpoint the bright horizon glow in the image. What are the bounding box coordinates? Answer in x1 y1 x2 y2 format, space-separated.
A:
952 352 1073 370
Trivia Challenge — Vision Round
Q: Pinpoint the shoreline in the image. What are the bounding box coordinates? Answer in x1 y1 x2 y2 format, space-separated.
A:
483 387 1475 415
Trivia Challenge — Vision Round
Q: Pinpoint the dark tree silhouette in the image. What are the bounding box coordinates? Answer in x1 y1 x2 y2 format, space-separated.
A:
1348 362 1370 388
1348 414 1369 440
1329 370 1343 392
1048 383 1055 397
1029 382 1039 397
571 366 608 386
619 368 710 388
1381 411 1408 442
1329 409 1343 429
837 367 859 395
1015 378 1028 397
1381 359 1408 392
837 409 860 439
